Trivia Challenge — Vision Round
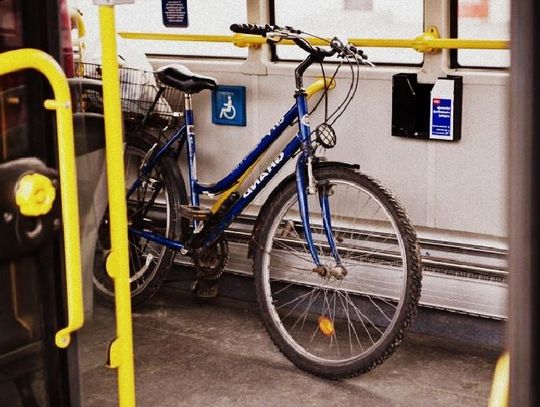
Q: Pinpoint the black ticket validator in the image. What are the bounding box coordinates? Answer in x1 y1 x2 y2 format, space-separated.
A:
391 73 462 141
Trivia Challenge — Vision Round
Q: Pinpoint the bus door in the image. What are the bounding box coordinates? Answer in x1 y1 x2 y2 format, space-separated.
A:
0 0 82 405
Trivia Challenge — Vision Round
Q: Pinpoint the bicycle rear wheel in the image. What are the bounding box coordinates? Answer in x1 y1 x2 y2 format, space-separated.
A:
253 165 422 379
93 132 186 308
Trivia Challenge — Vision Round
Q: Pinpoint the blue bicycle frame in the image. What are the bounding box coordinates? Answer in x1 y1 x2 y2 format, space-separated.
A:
128 89 342 267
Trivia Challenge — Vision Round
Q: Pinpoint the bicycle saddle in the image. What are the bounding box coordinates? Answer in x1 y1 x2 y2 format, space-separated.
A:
156 64 218 94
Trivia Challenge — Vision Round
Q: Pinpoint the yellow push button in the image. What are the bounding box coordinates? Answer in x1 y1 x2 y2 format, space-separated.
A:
15 173 56 216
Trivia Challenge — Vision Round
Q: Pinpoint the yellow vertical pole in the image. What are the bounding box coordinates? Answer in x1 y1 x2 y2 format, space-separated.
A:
98 5 136 406
488 352 509 407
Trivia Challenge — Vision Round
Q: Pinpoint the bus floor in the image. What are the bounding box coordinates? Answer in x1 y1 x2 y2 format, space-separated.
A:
79 286 500 407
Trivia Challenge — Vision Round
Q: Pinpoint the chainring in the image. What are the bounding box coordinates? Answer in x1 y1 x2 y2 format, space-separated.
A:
192 239 229 280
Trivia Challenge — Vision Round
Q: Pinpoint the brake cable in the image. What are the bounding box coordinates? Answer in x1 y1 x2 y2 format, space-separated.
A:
327 52 361 126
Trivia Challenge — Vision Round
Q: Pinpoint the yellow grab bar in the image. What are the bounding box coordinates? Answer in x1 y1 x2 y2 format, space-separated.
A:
0 49 83 349
70 8 86 39
99 5 136 407
350 26 508 53
70 8 86 77
120 32 243 44
119 27 509 52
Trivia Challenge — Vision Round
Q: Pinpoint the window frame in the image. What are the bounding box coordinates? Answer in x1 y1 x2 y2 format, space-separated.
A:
449 0 510 70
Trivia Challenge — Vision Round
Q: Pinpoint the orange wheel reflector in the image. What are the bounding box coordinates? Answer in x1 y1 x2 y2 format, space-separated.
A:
318 316 334 336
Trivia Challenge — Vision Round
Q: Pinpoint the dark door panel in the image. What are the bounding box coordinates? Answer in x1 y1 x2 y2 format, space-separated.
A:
0 0 81 405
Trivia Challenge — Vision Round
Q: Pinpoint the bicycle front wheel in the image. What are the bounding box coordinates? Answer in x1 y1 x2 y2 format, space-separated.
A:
253 165 422 379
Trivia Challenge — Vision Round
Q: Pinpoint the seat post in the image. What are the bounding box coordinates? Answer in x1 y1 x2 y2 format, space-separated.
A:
184 93 199 207
184 93 194 134
184 92 193 114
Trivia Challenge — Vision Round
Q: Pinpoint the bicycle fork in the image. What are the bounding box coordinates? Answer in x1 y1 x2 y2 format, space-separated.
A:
295 156 347 279
294 94 346 279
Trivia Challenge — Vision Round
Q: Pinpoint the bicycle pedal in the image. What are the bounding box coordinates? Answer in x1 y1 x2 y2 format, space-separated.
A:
191 279 219 298
179 205 212 221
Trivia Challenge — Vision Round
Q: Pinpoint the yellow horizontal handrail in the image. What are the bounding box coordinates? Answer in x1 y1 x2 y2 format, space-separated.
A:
120 32 247 44
0 49 83 349
119 26 509 52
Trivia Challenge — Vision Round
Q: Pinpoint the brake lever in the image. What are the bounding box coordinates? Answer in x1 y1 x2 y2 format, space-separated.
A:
284 25 302 34
361 58 375 67
266 32 286 43
267 26 302 43
352 50 374 66
336 42 374 66
330 37 346 53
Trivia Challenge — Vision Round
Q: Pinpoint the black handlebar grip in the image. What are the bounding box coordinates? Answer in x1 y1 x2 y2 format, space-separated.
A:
230 23 270 36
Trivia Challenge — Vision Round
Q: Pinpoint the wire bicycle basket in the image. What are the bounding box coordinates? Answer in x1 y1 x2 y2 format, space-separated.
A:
78 62 184 126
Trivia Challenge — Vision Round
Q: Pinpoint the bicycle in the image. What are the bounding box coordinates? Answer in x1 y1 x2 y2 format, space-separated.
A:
92 24 422 379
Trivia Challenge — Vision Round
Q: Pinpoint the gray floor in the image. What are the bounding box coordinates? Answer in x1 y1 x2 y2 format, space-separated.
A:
79 288 500 407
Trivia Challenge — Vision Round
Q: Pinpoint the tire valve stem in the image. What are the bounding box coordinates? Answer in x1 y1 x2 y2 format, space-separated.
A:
318 316 334 336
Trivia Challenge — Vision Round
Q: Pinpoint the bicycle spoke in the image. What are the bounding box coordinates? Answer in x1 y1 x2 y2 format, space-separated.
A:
276 286 318 313
338 292 364 354
297 289 323 331
330 288 340 354
341 290 384 339
288 288 321 332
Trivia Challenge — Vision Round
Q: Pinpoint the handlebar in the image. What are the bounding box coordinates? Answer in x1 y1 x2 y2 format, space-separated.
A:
230 23 277 36
231 23 368 126
230 23 370 89
230 23 366 60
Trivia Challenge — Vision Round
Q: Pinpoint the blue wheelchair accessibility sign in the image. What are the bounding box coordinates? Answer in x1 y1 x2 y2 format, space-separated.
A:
212 86 246 126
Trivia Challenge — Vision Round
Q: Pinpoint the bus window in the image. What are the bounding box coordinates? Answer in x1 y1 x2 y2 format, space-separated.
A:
69 0 248 59
456 0 510 68
272 0 423 64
